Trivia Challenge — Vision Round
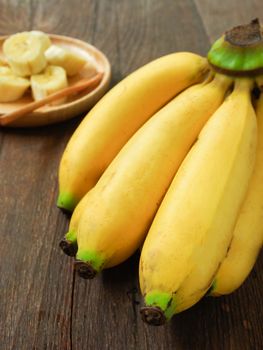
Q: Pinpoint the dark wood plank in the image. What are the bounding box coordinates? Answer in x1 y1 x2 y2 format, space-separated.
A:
0 0 262 349
0 0 32 34
193 0 263 42
0 123 77 349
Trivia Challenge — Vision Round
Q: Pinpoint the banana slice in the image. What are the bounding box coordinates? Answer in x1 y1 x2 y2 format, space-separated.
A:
0 66 30 102
0 57 8 66
0 66 11 74
30 65 68 105
45 45 87 76
3 31 47 77
30 30 52 51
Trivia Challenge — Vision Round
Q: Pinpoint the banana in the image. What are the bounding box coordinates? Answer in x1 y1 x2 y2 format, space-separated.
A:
45 45 87 76
74 74 232 279
59 191 93 257
0 66 30 102
0 66 11 74
0 57 8 66
3 31 47 77
30 30 51 51
30 65 68 105
57 52 209 212
209 89 263 297
139 78 257 325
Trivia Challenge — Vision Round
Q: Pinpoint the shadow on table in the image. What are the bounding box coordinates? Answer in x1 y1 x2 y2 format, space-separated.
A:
99 250 262 350
0 111 84 138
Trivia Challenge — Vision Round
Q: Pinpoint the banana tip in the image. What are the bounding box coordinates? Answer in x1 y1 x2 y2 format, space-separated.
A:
56 192 78 213
140 306 166 326
59 239 77 257
74 260 98 279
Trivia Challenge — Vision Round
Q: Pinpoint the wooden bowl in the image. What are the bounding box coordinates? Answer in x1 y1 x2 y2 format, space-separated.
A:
0 34 111 127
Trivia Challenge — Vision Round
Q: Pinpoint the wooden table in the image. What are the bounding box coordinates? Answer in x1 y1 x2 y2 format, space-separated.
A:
0 1 262 349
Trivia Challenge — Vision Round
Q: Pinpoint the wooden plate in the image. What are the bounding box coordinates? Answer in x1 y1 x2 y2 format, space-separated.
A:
0 34 111 127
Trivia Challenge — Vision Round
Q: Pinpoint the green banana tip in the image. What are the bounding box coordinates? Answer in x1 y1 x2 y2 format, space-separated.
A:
205 280 219 297
141 291 176 325
56 192 78 212
75 249 105 279
59 238 78 257
65 229 77 242
74 260 98 279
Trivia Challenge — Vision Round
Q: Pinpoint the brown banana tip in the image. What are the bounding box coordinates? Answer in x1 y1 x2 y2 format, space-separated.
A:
74 260 97 279
59 239 77 257
140 306 166 326
225 18 262 47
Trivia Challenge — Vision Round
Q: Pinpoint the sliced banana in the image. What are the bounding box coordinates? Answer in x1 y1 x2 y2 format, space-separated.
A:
30 30 52 51
0 57 8 66
30 65 68 105
0 66 11 74
3 31 47 77
0 66 30 102
45 45 87 76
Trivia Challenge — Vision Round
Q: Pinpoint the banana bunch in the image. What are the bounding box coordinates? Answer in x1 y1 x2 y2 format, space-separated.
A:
140 78 258 322
57 19 263 325
0 30 90 103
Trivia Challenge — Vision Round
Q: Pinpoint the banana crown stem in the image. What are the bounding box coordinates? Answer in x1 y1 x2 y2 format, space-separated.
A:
233 77 255 92
208 18 263 75
256 75 263 88
212 73 233 88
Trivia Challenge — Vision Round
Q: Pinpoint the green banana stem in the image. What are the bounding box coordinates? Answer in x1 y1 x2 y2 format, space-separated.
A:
140 291 177 326
57 192 79 212
208 18 263 75
74 250 105 279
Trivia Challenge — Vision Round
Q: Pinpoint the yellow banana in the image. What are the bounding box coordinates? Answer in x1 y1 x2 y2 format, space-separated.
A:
57 52 209 212
0 57 8 66
210 88 263 296
59 190 93 257
74 74 232 279
139 78 257 325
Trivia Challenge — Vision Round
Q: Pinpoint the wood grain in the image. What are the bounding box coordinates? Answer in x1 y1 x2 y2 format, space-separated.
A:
193 0 263 43
0 1 262 349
